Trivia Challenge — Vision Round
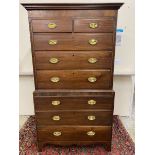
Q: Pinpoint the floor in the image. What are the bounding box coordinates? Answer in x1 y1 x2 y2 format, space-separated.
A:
119 115 135 142
19 115 29 129
119 102 135 142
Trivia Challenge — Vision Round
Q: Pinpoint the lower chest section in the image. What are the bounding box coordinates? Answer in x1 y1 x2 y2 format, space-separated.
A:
34 90 114 144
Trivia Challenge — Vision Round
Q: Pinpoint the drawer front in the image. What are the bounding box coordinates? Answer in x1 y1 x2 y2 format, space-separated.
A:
33 34 73 51
74 33 113 50
36 70 112 89
34 96 114 111
74 18 114 32
33 33 113 51
32 19 72 32
35 51 113 70
29 10 117 18
37 126 112 141
36 111 113 125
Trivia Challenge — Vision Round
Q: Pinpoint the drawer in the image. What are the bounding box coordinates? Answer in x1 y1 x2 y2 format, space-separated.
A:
36 70 112 89
33 33 73 51
74 18 115 32
35 51 113 70
37 126 112 141
32 19 72 32
33 33 113 51
74 33 113 50
36 111 113 125
34 95 114 111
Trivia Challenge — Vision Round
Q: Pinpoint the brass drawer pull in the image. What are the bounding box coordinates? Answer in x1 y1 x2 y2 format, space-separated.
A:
88 100 96 105
50 77 60 83
88 115 96 121
89 39 98 45
49 58 59 64
52 116 61 121
51 100 60 106
48 40 58 45
53 131 61 136
48 23 57 29
88 58 98 64
88 77 97 83
87 131 95 136
89 23 98 29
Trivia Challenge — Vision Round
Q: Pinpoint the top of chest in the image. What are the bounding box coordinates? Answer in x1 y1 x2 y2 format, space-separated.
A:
22 3 123 18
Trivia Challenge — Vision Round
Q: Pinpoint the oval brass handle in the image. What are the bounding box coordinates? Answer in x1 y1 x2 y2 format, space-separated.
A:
89 39 98 45
87 131 95 136
51 100 60 106
48 40 57 45
88 77 97 83
88 115 96 121
88 58 98 64
89 23 98 29
50 77 60 83
48 23 57 29
49 58 59 64
88 100 96 105
53 131 61 136
52 116 61 121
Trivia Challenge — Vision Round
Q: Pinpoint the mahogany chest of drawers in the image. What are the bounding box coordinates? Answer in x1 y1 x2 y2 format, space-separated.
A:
22 3 123 152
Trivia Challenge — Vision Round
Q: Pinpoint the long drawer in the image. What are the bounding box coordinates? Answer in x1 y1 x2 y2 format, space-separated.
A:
35 51 113 70
37 126 112 141
36 111 113 125
36 70 112 89
34 95 114 111
33 33 113 51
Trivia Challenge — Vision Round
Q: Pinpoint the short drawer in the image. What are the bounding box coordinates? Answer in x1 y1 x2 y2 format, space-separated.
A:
74 18 115 32
33 33 73 51
32 19 72 32
33 33 113 51
74 33 113 50
37 126 112 141
34 95 114 111
35 51 113 70
36 70 112 89
36 111 113 126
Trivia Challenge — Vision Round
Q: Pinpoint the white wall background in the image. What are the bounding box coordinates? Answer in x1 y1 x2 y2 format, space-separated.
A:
19 0 135 116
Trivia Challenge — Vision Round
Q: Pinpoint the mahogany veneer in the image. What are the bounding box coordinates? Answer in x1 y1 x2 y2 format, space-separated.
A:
22 3 123 152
